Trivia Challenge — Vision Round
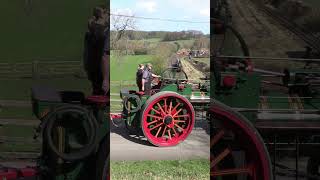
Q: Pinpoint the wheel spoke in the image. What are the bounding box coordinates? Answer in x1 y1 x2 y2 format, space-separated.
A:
172 127 178 136
147 114 163 119
211 148 231 168
151 108 161 115
170 102 181 115
162 126 167 137
172 108 183 117
174 120 186 123
147 119 159 126
149 123 164 131
174 114 190 118
168 129 172 139
169 100 173 114
155 127 162 137
211 167 253 177
174 123 184 131
164 98 167 113
211 130 225 147
157 103 166 115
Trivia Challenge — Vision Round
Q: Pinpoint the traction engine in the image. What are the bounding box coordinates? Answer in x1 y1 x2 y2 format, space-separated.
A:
112 67 210 147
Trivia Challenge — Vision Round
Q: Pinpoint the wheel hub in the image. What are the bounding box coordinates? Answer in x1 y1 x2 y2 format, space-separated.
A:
164 115 173 126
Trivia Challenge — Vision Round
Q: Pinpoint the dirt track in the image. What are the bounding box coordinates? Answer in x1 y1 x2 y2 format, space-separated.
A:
229 0 305 58
180 59 206 80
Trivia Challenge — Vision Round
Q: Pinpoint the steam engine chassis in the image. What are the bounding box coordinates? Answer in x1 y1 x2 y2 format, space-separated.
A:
0 86 109 180
211 21 320 179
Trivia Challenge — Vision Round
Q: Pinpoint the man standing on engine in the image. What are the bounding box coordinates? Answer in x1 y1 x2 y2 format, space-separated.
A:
142 63 160 95
136 64 145 92
84 6 109 95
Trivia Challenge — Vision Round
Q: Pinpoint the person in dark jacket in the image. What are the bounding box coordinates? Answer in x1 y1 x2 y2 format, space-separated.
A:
84 6 109 95
136 64 145 92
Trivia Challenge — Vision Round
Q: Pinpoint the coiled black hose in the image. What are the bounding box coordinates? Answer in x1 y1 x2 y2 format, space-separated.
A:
123 94 142 113
43 104 98 161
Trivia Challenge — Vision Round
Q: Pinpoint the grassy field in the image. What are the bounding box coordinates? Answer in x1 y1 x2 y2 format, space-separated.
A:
174 39 195 49
144 38 162 42
110 159 209 180
111 55 152 81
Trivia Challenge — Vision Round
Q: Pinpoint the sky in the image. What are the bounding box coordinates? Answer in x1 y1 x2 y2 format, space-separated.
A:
111 0 210 34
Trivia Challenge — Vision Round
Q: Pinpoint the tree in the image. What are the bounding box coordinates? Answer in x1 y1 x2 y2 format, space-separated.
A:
110 13 136 61
110 13 136 50
193 37 210 50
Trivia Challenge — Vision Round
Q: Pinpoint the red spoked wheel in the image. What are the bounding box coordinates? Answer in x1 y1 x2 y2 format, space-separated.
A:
210 103 272 180
141 91 195 147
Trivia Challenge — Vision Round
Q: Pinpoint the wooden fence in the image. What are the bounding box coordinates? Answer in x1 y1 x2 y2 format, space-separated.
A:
0 61 86 79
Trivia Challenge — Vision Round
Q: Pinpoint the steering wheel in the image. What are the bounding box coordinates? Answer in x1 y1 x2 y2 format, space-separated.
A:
151 76 160 86
212 18 253 73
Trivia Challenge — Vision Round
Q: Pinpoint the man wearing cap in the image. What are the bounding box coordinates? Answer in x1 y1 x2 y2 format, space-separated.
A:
142 63 161 95
84 6 109 95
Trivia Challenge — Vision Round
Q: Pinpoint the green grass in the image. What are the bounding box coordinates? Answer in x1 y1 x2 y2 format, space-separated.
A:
144 38 161 43
174 39 195 49
110 159 209 180
111 55 152 81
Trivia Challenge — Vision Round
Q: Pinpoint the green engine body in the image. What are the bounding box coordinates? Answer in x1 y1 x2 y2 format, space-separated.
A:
212 62 320 130
31 85 109 180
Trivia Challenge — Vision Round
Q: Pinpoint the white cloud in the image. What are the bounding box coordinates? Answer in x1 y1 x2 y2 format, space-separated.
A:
136 0 157 13
199 8 210 17
111 8 134 16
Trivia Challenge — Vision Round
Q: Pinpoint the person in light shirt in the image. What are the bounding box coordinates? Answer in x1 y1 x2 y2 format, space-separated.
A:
142 63 161 95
